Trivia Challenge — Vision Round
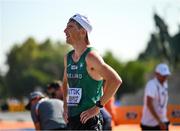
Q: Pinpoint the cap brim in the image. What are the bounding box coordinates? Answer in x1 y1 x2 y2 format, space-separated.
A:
162 70 171 76
160 73 171 76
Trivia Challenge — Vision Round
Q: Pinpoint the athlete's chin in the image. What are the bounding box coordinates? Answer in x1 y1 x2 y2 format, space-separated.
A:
66 40 70 44
66 41 72 45
66 40 73 45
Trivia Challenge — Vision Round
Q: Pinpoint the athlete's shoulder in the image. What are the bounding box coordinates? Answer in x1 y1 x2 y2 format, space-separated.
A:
86 47 102 59
86 48 105 68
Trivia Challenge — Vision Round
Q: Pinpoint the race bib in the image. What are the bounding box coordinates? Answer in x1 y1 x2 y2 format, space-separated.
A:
67 88 82 106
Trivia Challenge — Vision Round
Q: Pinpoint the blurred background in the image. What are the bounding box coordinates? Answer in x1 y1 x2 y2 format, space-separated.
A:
0 0 180 129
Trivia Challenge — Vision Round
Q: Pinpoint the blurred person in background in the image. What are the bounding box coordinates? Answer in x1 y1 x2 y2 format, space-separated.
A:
100 108 112 130
26 91 66 130
0 99 9 111
141 63 171 131
104 96 118 126
47 80 63 100
101 80 119 130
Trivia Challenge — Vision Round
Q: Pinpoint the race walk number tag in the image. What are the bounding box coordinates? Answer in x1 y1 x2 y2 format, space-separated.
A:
68 88 82 106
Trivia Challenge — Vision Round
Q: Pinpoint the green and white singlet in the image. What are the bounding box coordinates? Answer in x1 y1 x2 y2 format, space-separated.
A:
66 47 103 117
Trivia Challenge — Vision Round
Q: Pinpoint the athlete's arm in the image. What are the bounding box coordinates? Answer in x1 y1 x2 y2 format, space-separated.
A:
62 55 68 123
87 51 122 106
80 51 122 123
147 96 166 130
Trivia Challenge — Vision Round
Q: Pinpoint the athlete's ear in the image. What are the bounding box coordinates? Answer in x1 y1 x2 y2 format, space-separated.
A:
80 28 87 37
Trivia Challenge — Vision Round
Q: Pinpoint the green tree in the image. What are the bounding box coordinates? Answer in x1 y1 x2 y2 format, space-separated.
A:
103 51 148 99
171 32 180 67
0 74 7 98
120 61 148 94
139 13 180 68
103 51 124 99
5 37 70 98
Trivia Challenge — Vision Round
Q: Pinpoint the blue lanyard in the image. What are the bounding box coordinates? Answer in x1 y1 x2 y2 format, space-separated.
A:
156 85 167 108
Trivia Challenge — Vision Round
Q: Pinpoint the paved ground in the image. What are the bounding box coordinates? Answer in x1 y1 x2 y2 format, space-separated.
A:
0 111 31 121
0 121 34 130
0 111 34 130
114 124 180 131
0 112 180 131
1 121 180 131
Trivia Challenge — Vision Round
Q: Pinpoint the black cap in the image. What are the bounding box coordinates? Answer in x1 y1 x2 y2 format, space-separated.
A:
47 81 62 90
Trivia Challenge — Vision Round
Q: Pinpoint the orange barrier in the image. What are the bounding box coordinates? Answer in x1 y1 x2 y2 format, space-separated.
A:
115 106 142 124
8 103 25 112
168 104 180 124
114 105 180 124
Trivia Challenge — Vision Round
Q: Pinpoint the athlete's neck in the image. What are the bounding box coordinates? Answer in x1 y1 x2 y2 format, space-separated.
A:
72 44 89 62
73 41 88 54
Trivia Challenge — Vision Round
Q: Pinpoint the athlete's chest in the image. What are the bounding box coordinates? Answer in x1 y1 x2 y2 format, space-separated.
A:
67 60 86 79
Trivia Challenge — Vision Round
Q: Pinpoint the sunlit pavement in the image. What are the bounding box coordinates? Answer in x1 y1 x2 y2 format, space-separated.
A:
0 112 180 131
0 121 34 130
113 124 180 131
0 111 34 130
0 121 180 131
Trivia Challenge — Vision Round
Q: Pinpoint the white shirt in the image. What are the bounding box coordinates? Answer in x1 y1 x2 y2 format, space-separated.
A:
141 78 168 126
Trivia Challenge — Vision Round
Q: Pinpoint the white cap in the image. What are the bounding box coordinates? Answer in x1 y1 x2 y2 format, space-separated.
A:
25 91 45 110
70 13 92 33
29 91 45 100
155 63 171 76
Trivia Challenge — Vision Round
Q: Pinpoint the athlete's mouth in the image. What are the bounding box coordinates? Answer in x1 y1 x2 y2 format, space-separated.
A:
66 33 70 39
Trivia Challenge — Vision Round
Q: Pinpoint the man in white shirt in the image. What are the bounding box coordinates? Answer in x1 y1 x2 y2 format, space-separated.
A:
141 63 171 130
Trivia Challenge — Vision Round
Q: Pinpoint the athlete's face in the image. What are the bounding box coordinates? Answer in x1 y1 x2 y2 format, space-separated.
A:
64 21 81 45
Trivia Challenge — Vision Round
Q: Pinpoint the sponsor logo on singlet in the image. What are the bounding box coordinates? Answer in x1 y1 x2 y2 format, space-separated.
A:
67 88 82 106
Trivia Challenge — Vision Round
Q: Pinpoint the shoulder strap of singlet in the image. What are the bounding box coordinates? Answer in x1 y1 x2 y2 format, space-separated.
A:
81 47 95 59
67 50 74 61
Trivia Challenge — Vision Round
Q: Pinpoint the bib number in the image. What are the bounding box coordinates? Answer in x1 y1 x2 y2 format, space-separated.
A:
68 88 82 106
